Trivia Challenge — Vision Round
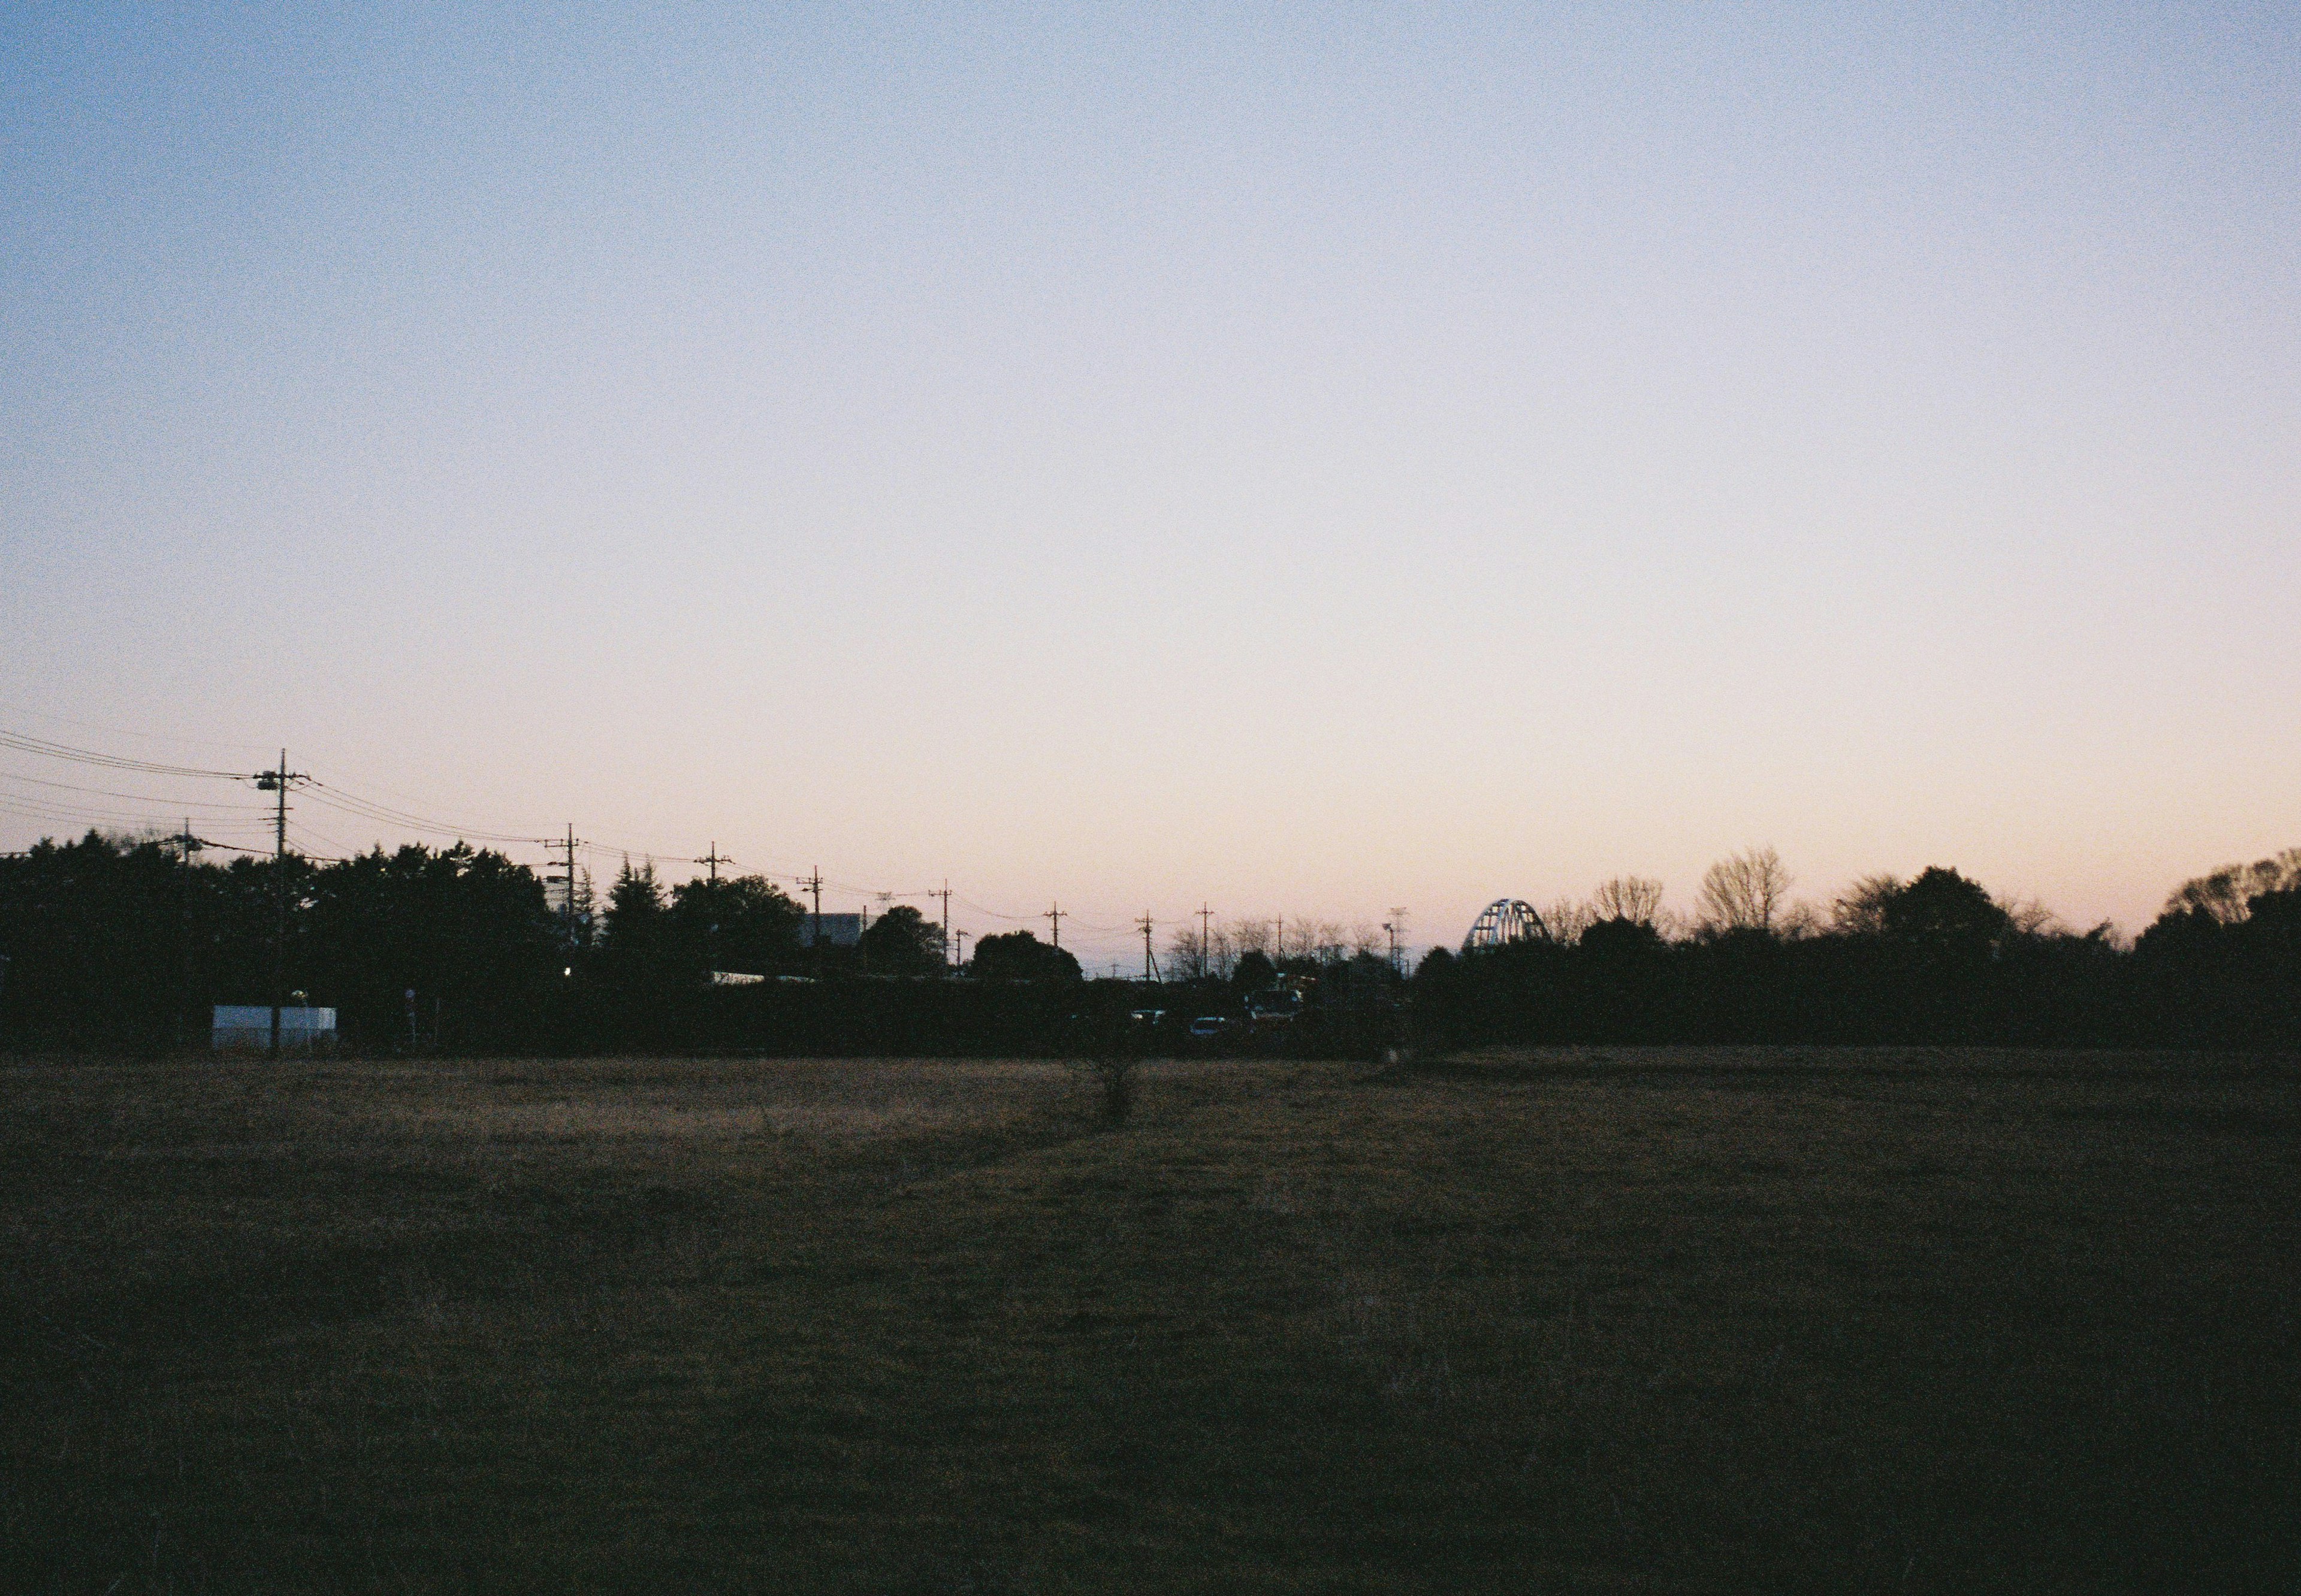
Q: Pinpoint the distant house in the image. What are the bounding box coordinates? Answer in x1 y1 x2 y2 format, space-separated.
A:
212 1005 337 1053
795 913 862 949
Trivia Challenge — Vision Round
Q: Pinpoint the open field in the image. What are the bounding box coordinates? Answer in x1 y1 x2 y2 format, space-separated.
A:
4 1048 2297 1594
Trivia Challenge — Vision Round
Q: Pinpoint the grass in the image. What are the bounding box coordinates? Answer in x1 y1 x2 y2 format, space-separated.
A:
2 1047 2296 1593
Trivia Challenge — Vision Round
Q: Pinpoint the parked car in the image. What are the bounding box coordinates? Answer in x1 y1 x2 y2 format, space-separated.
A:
1187 1015 1231 1040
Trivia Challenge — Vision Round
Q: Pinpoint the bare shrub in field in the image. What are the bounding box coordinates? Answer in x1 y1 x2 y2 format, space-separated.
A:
1092 1056 1136 1125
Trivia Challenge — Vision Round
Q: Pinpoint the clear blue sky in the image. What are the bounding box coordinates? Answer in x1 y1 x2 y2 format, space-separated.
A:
4 4 2296 960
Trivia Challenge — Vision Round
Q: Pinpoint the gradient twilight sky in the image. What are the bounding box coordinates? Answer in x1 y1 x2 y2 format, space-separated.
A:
3 4 2296 965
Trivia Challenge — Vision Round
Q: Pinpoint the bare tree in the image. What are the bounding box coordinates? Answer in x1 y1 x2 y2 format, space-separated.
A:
1778 900 1825 940
1829 873 1901 936
1227 918 1272 959
1164 924 1208 980
1543 896 1595 946
1995 894 2064 938
1697 847 1792 935
1278 918 1345 962
1591 876 1665 926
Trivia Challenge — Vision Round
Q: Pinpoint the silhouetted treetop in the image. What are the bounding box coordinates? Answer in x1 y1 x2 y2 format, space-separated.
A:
1581 915 1666 957
1881 867 2010 957
860 904 945 977
970 929 1080 984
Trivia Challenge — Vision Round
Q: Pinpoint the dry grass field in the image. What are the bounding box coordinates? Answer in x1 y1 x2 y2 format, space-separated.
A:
2 1048 2296 1593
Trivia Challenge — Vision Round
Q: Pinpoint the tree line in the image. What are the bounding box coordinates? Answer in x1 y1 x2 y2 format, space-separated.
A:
0 832 2293 1053
1412 847 2301 1050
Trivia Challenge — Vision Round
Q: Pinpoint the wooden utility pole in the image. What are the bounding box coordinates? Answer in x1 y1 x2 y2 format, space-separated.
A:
168 821 209 1048
252 751 307 1060
546 826 587 957
1044 902 1064 949
1139 913 1159 983
691 845 733 977
804 869 825 971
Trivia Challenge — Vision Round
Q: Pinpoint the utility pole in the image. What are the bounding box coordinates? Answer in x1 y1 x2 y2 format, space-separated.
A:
168 821 210 1048
690 845 733 978
862 892 894 974
251 751 309 1060
1198 902 1214 980
1274 913 1283 963
935 879 953 975
804 869 825 970
1387 908 1410 975
545 826 587 959
1138 913 1159 984
1044 902 1064 949
952 928 970 972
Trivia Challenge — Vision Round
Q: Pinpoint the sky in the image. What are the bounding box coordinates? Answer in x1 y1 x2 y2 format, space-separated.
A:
3 3 2297 967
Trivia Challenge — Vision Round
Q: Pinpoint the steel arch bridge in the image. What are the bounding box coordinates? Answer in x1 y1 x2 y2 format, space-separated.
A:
1463 899 1548 952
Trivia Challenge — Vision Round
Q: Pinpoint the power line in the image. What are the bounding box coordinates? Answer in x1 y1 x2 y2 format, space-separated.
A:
0 769 266 810
300 781 546 847
0 792 271 832
0 727 250 779
0 702 277 758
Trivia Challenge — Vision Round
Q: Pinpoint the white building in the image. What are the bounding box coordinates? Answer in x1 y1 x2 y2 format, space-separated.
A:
212 1005 337 1053
796 913 863 949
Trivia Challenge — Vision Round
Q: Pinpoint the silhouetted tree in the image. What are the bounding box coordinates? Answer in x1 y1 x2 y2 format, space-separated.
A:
1882 867 2009 959
1230 949 1278 991
594 856 671 993
2161 850 2301 925
303 843 556 1049
859 903 945 976
666 873 803 978
1829 873 1903 936
970 929 1080 984
1581 915 1666 957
